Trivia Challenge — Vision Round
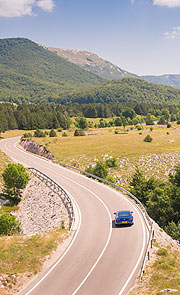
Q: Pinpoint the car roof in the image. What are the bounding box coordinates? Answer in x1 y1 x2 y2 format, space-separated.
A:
117 210 131 214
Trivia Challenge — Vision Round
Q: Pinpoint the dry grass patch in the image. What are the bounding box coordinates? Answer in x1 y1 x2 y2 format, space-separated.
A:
129 247 180 295
0 229 67 293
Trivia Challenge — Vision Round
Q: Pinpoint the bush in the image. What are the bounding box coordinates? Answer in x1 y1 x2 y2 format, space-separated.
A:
106 157 117 168
86 161 108 179
167 123 171 128
62 132 68 137
0 213 21 235
157 248 168 257
114 129 118 134
74 129 85 136
49 129 57 137
136 125 142 130
106 175 116 183
33 129 46 137
144 135 153 142
57 128 63 132
22 132 32 138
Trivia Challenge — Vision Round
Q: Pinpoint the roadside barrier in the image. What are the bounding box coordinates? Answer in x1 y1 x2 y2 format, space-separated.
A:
28 167 74 231
53 160 154 281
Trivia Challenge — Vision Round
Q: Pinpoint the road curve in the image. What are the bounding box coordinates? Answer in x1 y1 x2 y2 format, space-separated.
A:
0 137 148 295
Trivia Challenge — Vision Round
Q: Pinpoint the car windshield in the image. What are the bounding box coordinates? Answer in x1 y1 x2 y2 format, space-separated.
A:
118 212 130 217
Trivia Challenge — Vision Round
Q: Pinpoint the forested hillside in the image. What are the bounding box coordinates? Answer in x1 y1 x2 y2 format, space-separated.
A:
0 38 104 103
1 38 180 105
54 78 180 105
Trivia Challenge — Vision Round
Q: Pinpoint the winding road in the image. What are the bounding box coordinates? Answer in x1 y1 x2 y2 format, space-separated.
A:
0 137 148 295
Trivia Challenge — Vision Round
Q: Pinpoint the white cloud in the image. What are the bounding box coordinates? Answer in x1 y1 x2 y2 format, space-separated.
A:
0 0 55 17
164 26 180 39
153 0 180 7
130 0 134 4
36 0 55 12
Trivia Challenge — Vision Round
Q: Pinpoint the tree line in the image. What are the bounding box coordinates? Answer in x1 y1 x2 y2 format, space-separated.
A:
1 102 180 134
130 166 180 242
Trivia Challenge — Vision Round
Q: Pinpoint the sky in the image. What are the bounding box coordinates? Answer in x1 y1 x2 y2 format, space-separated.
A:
0 0 180 76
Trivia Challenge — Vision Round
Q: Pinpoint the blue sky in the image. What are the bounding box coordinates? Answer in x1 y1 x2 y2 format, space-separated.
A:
0 0 180 76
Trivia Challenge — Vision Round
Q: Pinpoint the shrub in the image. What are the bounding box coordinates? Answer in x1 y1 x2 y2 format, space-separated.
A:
136 125 142 130
150 127 153 132
62 132 68 137
22 132 32 138
57 128 63 132
74 129 85 136
167 123 171 128
144 135 153 142
0 213 21 235
106 175 116 183
33 129 46 137
86 161 108 179
114 129 118 134
157 248 168 257
49 129 57 137
106 157 117 168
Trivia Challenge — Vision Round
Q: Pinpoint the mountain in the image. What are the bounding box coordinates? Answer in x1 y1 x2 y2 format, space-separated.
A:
0 38 104 103
142 74 180 89
52 78 180 105
47 47 138 80
47 46 180 89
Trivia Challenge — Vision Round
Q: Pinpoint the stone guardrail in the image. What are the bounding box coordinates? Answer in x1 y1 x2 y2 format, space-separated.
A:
28 167 74 231
53 160 154 281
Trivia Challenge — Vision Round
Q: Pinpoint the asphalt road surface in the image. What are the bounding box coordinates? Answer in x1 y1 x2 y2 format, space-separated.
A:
0 137 148 295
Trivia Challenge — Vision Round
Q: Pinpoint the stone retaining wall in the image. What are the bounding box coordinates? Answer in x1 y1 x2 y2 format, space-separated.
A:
20 139 54 160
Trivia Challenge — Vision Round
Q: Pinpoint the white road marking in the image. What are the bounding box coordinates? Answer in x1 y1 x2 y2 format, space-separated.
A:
4 140 112 294
2 138 147 294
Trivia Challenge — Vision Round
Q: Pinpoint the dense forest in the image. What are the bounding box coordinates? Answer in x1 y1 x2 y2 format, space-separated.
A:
2 76 180 105
1 102 180 133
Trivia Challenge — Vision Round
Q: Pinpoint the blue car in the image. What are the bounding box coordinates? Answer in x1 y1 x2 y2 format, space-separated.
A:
114 210 133 226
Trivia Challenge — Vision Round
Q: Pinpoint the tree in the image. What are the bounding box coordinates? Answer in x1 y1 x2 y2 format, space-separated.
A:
49 129 57 137
74 129 85 136
122 107 136 120
130 166 149 205
144 135 153 142
145 113 155 125
2 163 29 197
75 117 88 129
86 161 108 179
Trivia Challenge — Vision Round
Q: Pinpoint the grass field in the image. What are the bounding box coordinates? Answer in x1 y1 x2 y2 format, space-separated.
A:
129 246 180 295
20 123 180 185
0 229 67 294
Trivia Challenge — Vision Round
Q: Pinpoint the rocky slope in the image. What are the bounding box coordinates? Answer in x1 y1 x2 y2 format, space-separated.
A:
47 47 138 80
142 74 180 89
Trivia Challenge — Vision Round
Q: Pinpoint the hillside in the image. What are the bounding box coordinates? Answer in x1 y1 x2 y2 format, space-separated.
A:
143 74 180 89
53 78 180 105
47 46 138 80
0 38 104 103
47 46 180 89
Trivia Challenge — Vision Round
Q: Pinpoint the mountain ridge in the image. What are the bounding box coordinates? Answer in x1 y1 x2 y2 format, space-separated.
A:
47 46 180 89
47 46 138 80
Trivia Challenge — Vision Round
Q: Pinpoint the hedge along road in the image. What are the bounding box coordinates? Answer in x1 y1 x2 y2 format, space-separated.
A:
0 137 148 295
